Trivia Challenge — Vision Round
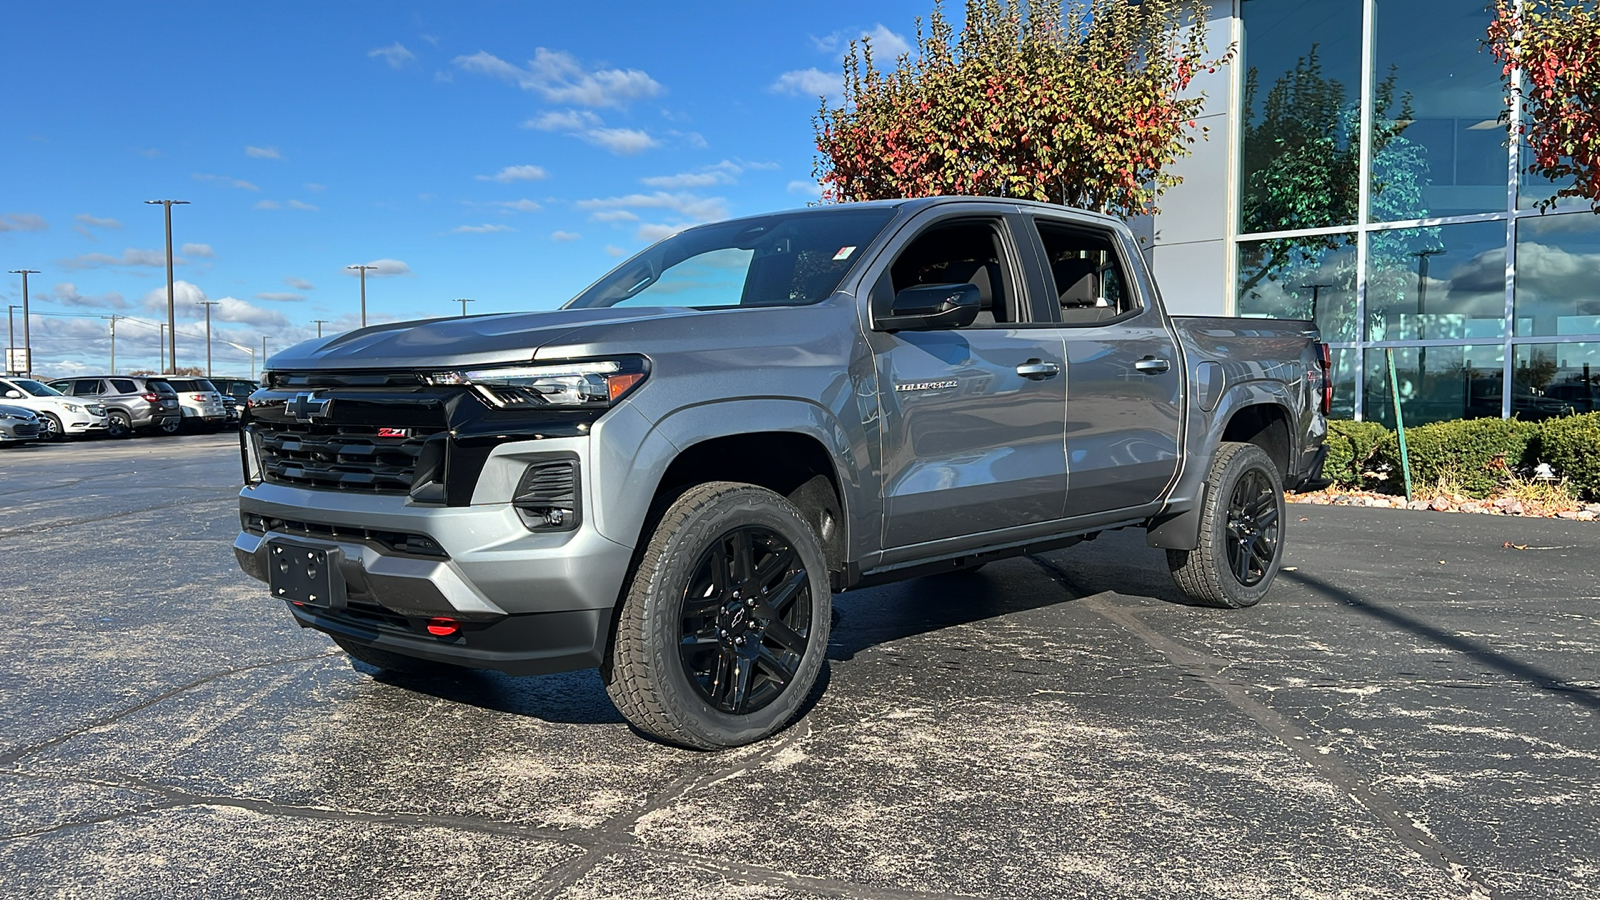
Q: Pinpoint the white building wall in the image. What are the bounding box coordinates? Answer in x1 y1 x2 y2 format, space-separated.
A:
1147 1 1238 318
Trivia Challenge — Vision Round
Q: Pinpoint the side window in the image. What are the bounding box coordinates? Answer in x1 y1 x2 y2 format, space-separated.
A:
73 379 104 395
1035 221 1136 325
888 220 1016 327
111 379 138 393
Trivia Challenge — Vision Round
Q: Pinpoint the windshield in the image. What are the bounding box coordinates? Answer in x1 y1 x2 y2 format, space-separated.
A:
10 379 64 397
565 207 898 309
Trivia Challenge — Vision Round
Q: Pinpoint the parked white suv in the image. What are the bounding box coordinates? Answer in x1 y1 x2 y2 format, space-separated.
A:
0 376 109 440
156 377 228 432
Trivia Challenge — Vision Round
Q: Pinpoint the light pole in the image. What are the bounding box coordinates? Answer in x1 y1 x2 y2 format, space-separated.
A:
159 324 167 373
102 315 125 373
5 304 17 375
347 264 376 327
456 297 474 317
197 300 220 376
261 335 268 369
8 269 38 376
145 200 189 374
312 318 330 338
1411 248 1446 388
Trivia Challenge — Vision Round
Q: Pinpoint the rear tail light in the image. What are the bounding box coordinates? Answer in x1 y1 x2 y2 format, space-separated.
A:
141 392 158 402
191 393 207 401
1318 343 1333 415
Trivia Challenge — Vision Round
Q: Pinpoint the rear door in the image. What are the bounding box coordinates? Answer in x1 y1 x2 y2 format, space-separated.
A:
866 209 1068 549
1027 215 1182 517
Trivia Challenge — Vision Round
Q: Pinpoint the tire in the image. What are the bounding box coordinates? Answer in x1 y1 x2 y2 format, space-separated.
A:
1167 442 1286 609
605 481 832 750
158 417 182 435
40 413 64 442
332 635 461 677
106 412 133 439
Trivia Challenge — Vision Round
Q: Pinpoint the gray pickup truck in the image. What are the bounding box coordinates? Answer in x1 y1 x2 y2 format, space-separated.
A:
234 197 1330 749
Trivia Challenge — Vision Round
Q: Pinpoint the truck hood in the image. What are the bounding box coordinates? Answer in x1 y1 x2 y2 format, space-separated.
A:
265 307 706 371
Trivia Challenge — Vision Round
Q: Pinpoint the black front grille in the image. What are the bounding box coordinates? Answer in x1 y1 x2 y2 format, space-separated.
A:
256 423 445 494
11 423 40 438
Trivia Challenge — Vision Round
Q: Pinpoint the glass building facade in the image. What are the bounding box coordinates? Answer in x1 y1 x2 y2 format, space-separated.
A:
1228 0 1600 425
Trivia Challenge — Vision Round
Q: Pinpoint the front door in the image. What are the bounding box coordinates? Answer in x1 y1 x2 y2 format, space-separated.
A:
869 216 1068 549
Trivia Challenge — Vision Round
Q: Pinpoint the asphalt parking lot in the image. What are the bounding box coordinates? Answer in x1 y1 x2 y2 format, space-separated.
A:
1 434 1596 899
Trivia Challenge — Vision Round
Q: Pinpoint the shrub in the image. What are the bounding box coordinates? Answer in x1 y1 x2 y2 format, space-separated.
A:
1535 412 1600 500
1321 420 1391 490
1374 417 1540 498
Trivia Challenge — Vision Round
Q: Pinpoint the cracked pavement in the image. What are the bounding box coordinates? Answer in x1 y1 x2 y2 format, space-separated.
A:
1 434 1595 898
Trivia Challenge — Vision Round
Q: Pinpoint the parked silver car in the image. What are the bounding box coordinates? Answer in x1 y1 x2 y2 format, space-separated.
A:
0 404 44 445
47 375 183 437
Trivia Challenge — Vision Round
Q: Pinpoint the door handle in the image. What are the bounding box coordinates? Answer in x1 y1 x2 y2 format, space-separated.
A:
1016 360 1061 380
1134 357 1171 374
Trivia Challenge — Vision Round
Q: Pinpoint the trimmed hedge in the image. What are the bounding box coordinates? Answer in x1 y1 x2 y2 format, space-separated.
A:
1322 420 1391 489
1535 412 1600 501
1311 412 1600 500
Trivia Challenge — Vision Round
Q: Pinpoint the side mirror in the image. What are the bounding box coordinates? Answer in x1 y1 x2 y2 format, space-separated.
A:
3 390 20 399
875 283 981 332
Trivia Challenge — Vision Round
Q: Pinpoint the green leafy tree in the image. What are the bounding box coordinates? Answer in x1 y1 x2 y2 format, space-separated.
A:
812 0 1230 217
1489 0 1600 211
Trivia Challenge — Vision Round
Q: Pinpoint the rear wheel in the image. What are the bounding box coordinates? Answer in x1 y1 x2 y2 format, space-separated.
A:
605 482 831 750
39 413 64 442
1167 442 1285 609
106 412 132 439
158 417 182 435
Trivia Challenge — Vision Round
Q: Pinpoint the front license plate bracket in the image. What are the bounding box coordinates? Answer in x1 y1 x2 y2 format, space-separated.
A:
267 539 347 608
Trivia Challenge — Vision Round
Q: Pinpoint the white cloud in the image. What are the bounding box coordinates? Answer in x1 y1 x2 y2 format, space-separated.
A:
584 128 657 155
478 164 549 183
215 295 290 329
287 200 318 211
304 183 326 193
454 48 663 108
550 231 581 242
74 214 121 229
255 200 317 211
590 209 640 223
193 173 259 191
810 24 912 59
181 242 215 258
369 42 416 68
0 213 47 232
347 259 412 278
256 292 306 302
524 110 601 131
60 248 170 270
495 199 543 212
141 279 208 314
605 245 627 257
450 223 516 234
575 191 728 222
50 282 128 310
787 180 825 199
637 223 685 242
641 160 743 189
526 111 658 155
771 68 839 98
255 200 280 210
284 276 315 291
246 146 282 159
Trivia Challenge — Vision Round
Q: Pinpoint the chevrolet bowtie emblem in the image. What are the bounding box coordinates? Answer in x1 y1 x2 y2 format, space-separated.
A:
288 392 331 422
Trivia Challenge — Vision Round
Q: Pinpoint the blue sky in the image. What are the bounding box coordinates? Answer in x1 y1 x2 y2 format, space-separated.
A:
0 0 930 377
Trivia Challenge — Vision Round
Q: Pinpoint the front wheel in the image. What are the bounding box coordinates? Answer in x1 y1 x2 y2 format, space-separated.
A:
1167 442 1286 609
605 482 832 750
106 412 132 439
40 413 64 441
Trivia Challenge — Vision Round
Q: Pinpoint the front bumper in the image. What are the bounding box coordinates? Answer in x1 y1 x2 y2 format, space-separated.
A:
234 437 635 675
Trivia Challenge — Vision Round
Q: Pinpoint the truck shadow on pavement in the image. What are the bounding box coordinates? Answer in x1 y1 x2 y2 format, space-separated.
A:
1282 568 1600 712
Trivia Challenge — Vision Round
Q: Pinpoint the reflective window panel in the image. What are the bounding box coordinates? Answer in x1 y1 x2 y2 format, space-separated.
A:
1239 0 1363 234
1513 343 1600 415
1330 347 1358 419
1237 235 1359 343
1365 221 1507 342
1363 345 1506 427
1370 0 1510 221
1514 213 1600 337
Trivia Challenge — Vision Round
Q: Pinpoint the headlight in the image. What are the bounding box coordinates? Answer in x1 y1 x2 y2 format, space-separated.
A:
62 403 83 413
426 357 648 409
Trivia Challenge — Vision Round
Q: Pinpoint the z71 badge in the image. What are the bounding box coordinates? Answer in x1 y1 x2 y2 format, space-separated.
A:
895 379 959 393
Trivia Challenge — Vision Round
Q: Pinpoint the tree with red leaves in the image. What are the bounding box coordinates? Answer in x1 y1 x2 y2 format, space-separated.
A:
812 0 1230 217
1489 0 1600 211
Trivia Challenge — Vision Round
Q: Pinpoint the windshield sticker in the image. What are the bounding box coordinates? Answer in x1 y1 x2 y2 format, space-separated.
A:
832 246 856 261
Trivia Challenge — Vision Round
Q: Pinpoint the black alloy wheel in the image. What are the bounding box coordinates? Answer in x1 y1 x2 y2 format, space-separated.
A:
105 412 132 439
678 525 813 716
1224 467 1280 588
159 417 182 435
40 413 63 441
